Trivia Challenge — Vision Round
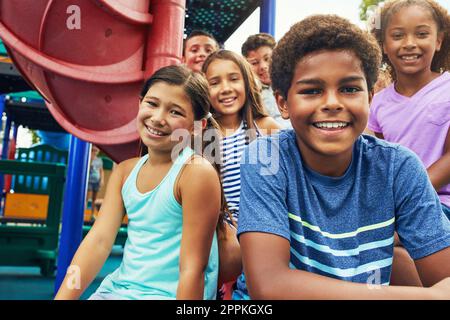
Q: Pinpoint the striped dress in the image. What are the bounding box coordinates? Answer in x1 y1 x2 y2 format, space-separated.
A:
220 121 259 223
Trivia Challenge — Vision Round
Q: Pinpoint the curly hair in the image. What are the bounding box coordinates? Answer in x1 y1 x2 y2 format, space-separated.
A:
271 15 382 99
370 0 450 79
241 33 276 57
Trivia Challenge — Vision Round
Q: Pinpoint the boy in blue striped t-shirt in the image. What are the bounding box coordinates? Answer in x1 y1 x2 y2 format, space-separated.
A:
235 15 450 299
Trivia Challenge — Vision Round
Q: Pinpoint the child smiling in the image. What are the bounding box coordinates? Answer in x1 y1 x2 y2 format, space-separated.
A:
235 14 450 299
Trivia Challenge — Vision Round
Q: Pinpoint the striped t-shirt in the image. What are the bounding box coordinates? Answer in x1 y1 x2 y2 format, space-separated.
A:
220 121 259 222
234 131 450 299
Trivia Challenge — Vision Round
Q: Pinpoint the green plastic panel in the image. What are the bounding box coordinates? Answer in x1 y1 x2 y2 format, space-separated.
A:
0 160 66 276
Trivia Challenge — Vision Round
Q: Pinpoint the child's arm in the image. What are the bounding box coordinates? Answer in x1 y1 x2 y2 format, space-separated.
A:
217 222 242 287
100 159 105 186
255 116 281 135
427 128 450 191
54 160 130 299
241 232 450 299
176 157 221 300
415 247 450 287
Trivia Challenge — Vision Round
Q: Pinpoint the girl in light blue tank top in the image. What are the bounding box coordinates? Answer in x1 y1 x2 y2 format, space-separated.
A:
92 147 218 299
55 65 235 300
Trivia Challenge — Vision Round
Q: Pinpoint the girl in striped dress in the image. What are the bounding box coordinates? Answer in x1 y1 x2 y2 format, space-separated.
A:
202 50 280 224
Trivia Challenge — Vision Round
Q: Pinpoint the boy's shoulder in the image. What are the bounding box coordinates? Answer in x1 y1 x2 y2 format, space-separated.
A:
359 134 423 172
244 130 302 175
255 116 281 132
251 128 295 144
359 133 397 150
246 129 297 155
359 134 408 154
360 133 404 148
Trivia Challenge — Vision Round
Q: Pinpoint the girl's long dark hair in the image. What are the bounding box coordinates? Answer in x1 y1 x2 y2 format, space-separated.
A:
139 64 233 230
202 50 269 143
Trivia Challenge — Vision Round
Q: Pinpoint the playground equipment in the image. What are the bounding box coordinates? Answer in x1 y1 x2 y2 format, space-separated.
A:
0 0 186 163
0 144 67 276
0 142 122 273
16 144 66 189
0 0 186 285
0 0 276 297
0 159 66 276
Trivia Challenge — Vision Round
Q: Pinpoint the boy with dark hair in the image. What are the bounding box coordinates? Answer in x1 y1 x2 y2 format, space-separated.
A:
183 30 219 72
235 15 450 299
241 33 290 128
241 33 276 80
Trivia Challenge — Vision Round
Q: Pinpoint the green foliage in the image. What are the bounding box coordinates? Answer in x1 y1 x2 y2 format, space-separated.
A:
30 130 41 145
360 0 384 21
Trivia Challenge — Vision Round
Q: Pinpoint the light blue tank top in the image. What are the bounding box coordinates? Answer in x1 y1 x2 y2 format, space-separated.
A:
93 147 219 300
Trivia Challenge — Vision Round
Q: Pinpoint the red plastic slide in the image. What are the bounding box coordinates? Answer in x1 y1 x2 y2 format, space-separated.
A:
0 0 186 162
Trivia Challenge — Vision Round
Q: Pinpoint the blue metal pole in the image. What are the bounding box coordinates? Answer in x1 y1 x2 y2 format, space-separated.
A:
0 116 11 217
0 96 5 162
54 136 90 295
260 0 276 36
0 95 4 131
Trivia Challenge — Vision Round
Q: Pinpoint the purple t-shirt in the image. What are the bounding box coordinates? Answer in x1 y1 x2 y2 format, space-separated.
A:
368 72 450 207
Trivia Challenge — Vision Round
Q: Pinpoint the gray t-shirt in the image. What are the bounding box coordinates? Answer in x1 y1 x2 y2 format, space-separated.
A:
89 157 103 184
261 85 291 129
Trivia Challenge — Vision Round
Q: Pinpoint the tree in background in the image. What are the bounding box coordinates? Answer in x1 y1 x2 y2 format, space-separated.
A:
360 0 393 93
30 129 41 145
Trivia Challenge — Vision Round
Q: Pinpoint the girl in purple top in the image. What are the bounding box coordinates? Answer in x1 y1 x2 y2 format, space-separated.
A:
369 0 450 218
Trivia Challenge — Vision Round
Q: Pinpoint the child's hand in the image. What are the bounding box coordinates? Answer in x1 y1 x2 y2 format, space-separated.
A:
430 277 450 299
